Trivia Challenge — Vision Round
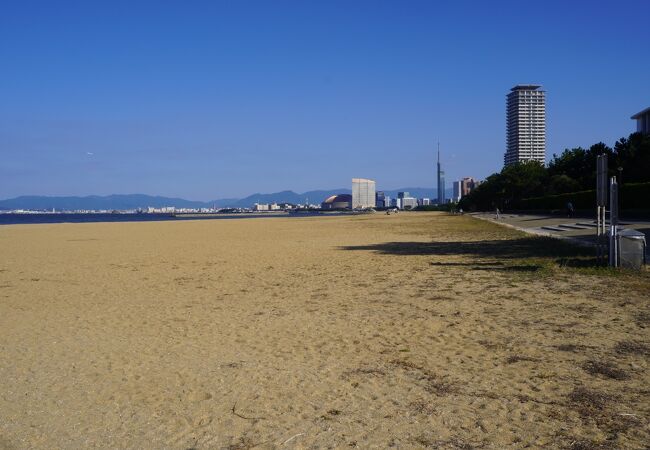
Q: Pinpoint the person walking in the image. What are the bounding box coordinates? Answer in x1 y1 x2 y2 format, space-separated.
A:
495 207 501 220
567 201 574 218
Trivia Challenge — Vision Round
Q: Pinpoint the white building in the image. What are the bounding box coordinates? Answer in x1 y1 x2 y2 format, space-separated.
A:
452 181 461 202
504 85 546 166
253 203 269 211
631 107 650 134
401 197 417 210
351 178 376 208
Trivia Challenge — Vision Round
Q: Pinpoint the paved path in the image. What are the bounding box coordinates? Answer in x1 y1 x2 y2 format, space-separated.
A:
471 212 649 254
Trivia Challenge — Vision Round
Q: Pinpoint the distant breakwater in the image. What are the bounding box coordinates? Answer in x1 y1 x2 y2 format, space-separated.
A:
0 212 353 226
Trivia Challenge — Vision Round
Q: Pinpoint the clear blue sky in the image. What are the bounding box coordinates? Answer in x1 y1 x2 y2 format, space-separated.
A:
1 0 649 200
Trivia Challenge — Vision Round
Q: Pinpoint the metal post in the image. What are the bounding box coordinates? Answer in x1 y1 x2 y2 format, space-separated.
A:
609 176 618 267
597 206 602 262
596 155 608 265
600 206 607 265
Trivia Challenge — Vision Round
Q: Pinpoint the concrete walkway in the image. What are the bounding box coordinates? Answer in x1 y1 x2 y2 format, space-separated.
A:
471 212 650 253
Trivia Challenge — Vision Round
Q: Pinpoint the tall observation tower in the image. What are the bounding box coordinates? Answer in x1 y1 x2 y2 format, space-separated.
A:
437 143 445 204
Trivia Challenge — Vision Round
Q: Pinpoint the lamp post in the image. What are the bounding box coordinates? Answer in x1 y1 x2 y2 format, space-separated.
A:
617 167 623 218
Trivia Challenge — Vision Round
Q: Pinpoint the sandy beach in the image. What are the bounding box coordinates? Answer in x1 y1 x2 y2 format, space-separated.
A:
0 212 648 449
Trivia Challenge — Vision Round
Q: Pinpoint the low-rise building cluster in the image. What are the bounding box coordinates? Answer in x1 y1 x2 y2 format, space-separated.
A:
321 180 467 211
452 177 482 202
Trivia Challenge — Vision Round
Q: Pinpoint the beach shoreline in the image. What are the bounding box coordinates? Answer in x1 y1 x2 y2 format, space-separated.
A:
1 212 648 448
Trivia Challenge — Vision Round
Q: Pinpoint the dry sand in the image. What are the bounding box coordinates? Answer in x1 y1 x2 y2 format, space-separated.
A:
0 212 648 449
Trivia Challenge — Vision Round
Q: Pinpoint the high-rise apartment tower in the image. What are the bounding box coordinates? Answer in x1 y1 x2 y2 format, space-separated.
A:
504 85 546 166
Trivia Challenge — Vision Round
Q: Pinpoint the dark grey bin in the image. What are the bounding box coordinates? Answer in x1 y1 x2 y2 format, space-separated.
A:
617 229 646 270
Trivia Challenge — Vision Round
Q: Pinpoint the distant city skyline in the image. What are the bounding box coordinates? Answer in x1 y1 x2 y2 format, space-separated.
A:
1 1 649 200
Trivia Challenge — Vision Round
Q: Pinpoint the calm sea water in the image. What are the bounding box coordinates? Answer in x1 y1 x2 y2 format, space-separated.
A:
0 212 329 225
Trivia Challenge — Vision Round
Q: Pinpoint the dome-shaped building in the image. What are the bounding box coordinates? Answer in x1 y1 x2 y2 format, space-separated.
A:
321 194 352 210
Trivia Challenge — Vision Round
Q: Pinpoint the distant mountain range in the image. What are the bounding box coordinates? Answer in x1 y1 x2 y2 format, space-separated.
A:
0 188 453 210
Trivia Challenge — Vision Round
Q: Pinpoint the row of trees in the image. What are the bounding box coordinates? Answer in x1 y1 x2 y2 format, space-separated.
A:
459 132 650 211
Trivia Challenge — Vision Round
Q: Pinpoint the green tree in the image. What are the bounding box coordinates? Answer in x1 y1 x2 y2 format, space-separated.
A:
613 132 650 185
459 161 547 210
548 174 580 194
460 132 648 212
499 160 547 206
547 142 613 190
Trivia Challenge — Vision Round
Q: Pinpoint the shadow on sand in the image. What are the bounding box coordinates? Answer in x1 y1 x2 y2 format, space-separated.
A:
341 236 597 269
428 261 541 272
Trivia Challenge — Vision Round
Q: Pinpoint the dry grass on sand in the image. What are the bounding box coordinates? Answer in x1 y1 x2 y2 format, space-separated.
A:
0 212 649 449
